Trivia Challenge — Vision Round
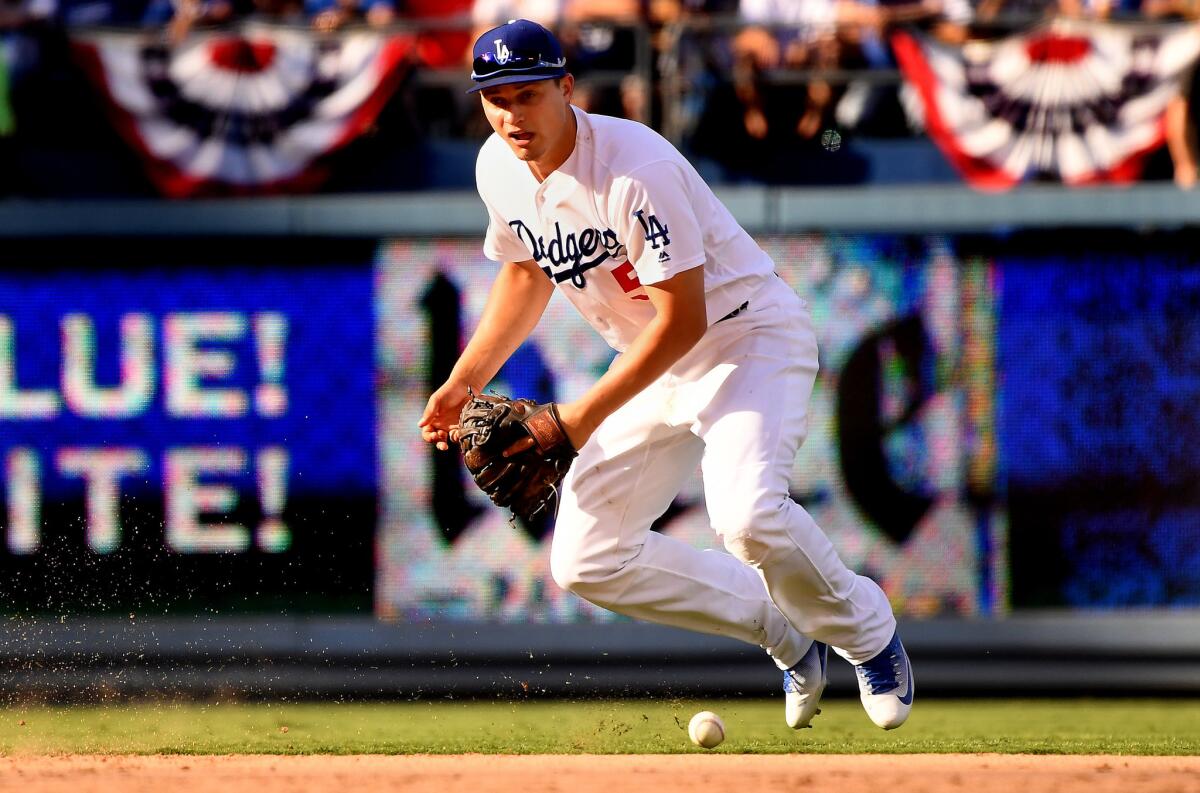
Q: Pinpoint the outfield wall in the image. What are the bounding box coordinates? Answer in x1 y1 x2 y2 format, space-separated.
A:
1 185 1198 695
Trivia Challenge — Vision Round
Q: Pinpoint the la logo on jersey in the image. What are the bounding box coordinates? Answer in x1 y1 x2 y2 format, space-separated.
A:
634 210 670 252
493 39 511 65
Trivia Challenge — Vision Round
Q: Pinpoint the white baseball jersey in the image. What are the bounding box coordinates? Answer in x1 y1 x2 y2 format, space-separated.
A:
476 106 775 352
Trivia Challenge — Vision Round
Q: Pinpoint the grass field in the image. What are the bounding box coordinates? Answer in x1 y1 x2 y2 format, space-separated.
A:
1 699 1198 755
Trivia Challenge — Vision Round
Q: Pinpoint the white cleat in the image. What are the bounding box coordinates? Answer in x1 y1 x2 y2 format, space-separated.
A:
854 630 914 730
783 639 828 729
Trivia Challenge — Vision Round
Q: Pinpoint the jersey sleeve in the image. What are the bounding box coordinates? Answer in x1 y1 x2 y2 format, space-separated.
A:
479 195 533 263
614 161 707 286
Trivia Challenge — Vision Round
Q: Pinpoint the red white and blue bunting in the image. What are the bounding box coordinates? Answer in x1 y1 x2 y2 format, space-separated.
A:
893 21 1200 188
73 25 412 197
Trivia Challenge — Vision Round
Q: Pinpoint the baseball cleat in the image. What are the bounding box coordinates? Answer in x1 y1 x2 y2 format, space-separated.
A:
854 630 914 730
784 639 828 729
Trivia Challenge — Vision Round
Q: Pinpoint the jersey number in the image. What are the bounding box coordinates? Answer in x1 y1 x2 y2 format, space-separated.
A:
633 210 671 249
611 262 650 300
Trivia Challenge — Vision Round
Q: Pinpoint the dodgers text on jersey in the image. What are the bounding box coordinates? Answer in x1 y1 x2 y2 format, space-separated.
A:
509 219 626 287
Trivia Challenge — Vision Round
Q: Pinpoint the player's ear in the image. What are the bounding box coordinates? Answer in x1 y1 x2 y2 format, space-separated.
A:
559 74 574 103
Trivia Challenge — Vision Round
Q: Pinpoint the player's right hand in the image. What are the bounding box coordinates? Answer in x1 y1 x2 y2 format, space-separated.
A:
418 379 476 451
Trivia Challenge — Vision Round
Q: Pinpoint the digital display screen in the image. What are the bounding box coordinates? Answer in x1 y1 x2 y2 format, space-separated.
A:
5 230 1196 618
375 235 1006 622
992 232 1200 608
374 230 1200 617
0 241 376 613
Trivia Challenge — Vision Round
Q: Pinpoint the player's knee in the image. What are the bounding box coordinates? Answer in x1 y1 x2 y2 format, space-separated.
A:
550 565 619 604
549 550 587 595
549 545 627 604
714 498 790 566
722 531 773 566
550 548 605 599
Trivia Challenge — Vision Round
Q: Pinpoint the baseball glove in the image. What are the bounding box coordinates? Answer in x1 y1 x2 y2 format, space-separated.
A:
455 389 577 522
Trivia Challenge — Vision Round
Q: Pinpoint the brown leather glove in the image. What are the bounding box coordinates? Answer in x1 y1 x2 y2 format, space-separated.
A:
455 389 577 522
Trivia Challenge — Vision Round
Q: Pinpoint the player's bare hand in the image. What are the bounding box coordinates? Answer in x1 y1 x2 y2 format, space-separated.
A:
419 379 476 451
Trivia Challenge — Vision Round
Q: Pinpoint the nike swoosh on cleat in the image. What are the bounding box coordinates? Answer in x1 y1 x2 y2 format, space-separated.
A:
896 660 914 705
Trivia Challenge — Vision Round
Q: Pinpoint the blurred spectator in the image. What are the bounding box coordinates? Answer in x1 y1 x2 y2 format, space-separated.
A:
648 0 739 48
1067 0 1197 18
1166 72 1196 187
58 0 147 25
1 0 54 195
1074 0 1200 22
397 0 472 141
308 0 395 31
560 0 646 121
0 0 54 28
873 0 966 41
1160 5 1200 187
142 0 242 42
145 0 399 37
648 0 738 139
4 2 50 44
974 0 1071 27
470 0 560 31
732 0 883 140
1140 0 1200 15
142 0 401 40
837 0 968 135
1 0 53 126
252 0 302 21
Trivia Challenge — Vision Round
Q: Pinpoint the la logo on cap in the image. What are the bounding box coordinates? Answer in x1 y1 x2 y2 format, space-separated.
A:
493 38 512 65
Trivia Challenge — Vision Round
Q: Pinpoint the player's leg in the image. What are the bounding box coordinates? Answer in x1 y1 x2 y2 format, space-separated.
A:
693 280 912 728
549 379 811 671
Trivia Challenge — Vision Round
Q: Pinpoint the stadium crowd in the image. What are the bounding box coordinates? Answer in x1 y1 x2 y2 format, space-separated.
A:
1 0 1199 195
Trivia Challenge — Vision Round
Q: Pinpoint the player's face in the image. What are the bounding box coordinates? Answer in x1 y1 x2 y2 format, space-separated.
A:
480 77 575 164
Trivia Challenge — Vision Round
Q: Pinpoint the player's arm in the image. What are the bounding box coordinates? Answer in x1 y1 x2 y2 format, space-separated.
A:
419 258 555 450
555 264 707 448
553 158 711 448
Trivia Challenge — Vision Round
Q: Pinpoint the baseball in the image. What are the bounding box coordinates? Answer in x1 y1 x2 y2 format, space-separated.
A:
687 710 726 749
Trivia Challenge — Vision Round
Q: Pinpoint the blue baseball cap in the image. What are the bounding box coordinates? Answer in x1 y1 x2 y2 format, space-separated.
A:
467 19 568 94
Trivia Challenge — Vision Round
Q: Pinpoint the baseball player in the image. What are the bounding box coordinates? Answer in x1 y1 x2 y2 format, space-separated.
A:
419 18 914 730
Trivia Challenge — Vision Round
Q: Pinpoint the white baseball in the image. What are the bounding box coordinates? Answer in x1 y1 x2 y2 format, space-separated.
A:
687 710 725 749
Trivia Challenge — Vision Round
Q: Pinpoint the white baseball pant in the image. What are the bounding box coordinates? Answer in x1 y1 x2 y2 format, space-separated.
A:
549 276 897 669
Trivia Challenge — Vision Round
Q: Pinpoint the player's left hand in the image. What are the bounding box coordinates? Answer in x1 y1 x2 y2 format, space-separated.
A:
419 378 476 451
552 401 598 450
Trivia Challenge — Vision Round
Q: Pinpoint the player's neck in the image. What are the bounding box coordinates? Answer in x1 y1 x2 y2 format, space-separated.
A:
527 106 578 183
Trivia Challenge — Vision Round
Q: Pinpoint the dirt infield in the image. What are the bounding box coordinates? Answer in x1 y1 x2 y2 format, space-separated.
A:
1 754 1198 793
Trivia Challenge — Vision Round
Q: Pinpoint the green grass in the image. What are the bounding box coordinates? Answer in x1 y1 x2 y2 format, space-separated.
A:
0 699 1197 755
